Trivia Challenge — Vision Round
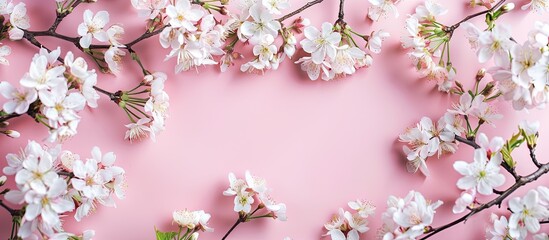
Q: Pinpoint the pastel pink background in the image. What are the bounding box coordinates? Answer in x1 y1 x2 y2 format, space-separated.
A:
1 0 549 239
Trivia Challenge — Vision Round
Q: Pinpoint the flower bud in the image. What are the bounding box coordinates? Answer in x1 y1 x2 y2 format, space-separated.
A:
502 3 515 12
190 233 199 240
481 82 495 97
4 130 20 138
476 68 486 82
0 175 6 186
219 6 228 15
0 121 8 128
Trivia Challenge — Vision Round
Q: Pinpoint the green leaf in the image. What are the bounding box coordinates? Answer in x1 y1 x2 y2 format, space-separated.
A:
155 228 177 240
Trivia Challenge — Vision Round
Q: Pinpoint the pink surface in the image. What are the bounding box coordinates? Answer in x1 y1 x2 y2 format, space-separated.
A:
1 0 549 239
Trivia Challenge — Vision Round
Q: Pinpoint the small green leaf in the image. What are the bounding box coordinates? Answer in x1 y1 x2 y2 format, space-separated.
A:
155 228 177 240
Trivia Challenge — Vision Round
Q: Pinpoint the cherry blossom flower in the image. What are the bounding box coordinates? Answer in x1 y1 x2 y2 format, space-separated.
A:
124 118 152 143
294 56 331 80
172 209 213 232
77 10 110 48
262 0 290 15
486 214 511 240
453 189 476 214
348 199 376 218
300 22 341 64
0 81 37 114
521 0 549 13
330 45 367 76
477 24 514 66
520 120 540 136
8 2 30 40
367 0 401 21
477 132 504 155
106 24 125 47
367 30 390 54
40 84 86 128
166 0 204 32
508 190 549 238
239 4 281 44
453 148 506 195
413 0 448 21
23 177 74 226
0 0 14 15
0 44 11 65
105 46 126 75
381 191 443 239
20 55 66 91
131 0 168 19
528 21 549 48
535 233 549 240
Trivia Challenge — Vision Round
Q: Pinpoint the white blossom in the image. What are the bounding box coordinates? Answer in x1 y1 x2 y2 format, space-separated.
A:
0 81 37 114
77 10 110 48
453 148 505 195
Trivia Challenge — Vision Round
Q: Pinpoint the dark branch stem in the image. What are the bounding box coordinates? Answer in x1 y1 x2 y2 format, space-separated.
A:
277 0 323 22
338 0 345 22
421 162 549 239
541 220 549 224
0 113 22 123
454 135 480 149
221 218 243 240
50 0 83 32
0 200 20 216
529 147 542 168
446 0 506 32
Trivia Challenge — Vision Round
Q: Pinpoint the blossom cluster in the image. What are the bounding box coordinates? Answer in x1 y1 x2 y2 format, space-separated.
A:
295 22 389 81
487 187 549 240
401 0 454 91
464 20 549 110
129 0 390 80
2 140 125 239
160 209 213 240
223 170 286 221
0 47 100 142
367 0 403 21
400 75 502 176
77 9 127 75
122 72 170 143
379 191 443 239
452 134 506 212
323 199 375 240
0 0 30 41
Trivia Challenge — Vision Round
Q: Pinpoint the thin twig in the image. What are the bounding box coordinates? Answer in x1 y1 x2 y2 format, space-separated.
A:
221 218 243 240
529 147 542 168
446 0 506 32
0 200 20 216
277 0 323 22
454 135 480 149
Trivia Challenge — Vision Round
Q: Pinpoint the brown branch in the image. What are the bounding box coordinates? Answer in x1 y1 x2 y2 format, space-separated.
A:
455 135 480 149
529 147 542 168
0 200 20 216
277 0 324 22
446 0 506 32
421 162 549 239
